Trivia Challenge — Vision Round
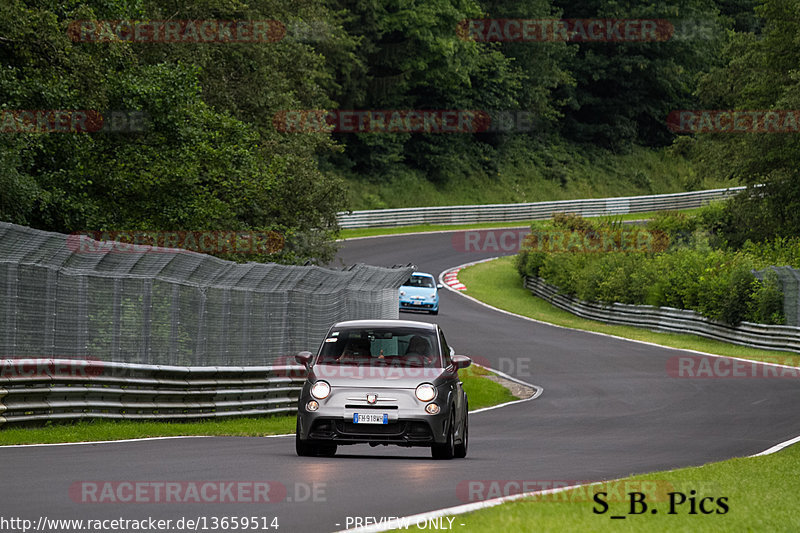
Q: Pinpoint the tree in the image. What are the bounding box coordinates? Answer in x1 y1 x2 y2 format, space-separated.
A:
691 0 800 246
552 0 725 150
0 0 348 264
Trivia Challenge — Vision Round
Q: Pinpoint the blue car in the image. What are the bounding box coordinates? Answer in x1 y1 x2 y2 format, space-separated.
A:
399 272 442 315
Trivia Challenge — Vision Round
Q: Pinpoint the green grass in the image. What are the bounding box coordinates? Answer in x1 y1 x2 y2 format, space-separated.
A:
397 442 800 532
457 256 800 367
0 369 517 445
0 415 297 446
460 364 519 410
338 208 704 240
342 143 730 211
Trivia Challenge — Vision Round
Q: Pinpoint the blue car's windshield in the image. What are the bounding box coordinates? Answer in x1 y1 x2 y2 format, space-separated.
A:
403 275 435 288
317 327 439 367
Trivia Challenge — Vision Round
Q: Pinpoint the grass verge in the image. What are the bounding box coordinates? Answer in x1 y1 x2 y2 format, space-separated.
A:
460 364 518 410
0 369 515 446
457 256 800 367
397 442 800 532
342 143 725 211
338 208 703 240
0 416 297 446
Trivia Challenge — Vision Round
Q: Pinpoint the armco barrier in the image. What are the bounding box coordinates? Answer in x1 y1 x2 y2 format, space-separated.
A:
0 359 307 426
337 187 745 229
524 276 800 354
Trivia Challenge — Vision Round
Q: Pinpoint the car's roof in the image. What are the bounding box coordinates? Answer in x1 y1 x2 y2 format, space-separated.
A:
330 319 437 331
410 272 434 278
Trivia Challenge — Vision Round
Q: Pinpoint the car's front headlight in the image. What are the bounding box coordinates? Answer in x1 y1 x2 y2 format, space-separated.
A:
311 380 331 400
429 293 437 299
415 383 436 402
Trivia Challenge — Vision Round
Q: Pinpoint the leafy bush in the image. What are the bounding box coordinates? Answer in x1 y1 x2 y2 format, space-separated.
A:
552 212 598 232
647 211 699 247
517 214 789 326
740 238 800 269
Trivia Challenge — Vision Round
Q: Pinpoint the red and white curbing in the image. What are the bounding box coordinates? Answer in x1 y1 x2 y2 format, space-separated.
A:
442 269 466 291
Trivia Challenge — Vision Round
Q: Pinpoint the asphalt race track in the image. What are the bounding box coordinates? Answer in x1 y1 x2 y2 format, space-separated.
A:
2 229 799 532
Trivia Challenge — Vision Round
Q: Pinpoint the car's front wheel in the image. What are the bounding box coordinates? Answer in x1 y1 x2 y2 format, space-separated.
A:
431 413 455 460
296 420 337 457
454 410 468 459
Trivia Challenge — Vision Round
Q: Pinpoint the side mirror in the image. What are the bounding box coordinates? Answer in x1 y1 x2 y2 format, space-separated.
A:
437 283 444 290
295 351 313 367
452 355 471 370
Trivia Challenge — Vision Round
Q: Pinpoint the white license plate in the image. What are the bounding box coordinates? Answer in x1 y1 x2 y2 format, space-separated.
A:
353 413 388 424
412 301 422 305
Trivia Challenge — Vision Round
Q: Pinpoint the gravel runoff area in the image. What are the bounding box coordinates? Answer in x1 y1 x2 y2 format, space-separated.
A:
483 375 536 400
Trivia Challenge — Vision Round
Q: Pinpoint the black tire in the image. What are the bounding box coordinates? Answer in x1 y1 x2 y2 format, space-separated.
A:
316 444 337 457
296 419 337 457
295 420 314 457
430 309 439 315
296 436 337 457
454 409 468 459
431 413 455 460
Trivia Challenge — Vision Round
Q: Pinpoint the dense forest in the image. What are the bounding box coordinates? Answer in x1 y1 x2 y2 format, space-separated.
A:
0 0 797 263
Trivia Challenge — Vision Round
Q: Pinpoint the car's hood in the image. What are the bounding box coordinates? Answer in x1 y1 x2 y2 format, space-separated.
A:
310 364 449 387
399 286 436 298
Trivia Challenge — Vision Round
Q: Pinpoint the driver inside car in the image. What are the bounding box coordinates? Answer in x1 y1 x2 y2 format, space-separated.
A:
405 335 433 365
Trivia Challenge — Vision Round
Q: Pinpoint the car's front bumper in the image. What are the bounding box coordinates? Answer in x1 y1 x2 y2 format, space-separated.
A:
399 299 438 312
296 387 449 446
298 416 444 446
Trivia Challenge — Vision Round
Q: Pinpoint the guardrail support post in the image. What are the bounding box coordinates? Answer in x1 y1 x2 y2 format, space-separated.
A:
0 387 6 427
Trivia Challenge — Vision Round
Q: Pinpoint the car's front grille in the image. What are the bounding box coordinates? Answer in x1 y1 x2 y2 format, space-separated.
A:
401 302 433 309
336 420 405 435
308 418 434 443
344 404 398 410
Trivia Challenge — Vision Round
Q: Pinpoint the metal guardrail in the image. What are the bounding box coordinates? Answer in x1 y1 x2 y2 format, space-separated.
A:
0 359 307 426
524 276 800 354
337 187 746 229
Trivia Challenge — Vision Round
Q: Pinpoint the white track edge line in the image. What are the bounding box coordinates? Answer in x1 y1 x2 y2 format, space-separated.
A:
438 260 800 372
0 435 215 448
338 431 800 533
749 434 800 457
332 482 586 533
0 433 297 449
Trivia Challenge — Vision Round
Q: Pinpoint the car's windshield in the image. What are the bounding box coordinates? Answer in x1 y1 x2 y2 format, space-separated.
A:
317 327 439 367
403 275 435 288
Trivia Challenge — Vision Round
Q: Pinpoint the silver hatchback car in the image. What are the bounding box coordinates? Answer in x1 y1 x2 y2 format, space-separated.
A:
294 319 471 459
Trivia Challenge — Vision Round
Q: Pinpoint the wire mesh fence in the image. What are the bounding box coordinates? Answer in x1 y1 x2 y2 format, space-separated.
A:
0 222 412 366
754 266 800 327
